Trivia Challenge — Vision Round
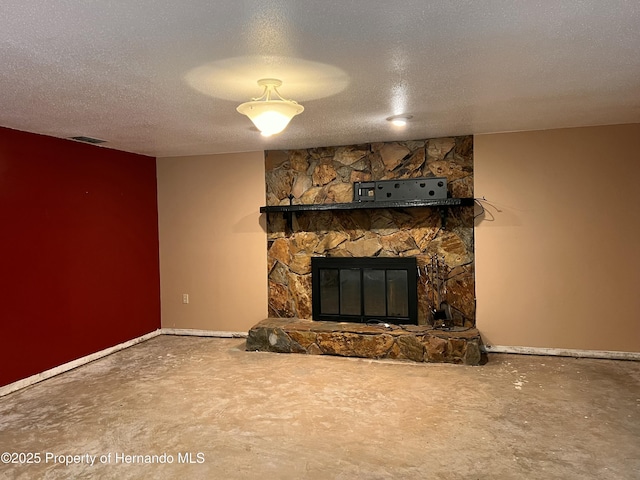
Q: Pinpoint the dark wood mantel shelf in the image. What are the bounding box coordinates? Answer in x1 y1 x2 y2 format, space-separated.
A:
259 197 474 214
260 198 474 229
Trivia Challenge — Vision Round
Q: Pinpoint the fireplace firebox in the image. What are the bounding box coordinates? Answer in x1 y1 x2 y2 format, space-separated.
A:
311 257 418 324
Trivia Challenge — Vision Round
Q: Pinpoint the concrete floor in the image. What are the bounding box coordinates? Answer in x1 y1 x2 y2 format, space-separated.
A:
1 336 639 480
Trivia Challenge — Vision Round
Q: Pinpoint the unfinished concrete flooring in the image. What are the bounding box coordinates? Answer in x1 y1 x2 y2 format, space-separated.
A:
1 336 639 479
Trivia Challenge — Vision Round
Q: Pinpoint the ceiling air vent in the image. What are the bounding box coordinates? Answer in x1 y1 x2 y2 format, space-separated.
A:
69 136 106 144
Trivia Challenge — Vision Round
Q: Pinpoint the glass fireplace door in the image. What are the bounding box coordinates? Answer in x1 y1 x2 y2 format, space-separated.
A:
312 257 417 324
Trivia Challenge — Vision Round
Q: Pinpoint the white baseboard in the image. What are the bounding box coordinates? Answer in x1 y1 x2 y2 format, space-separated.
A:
0 330 162 397
161 328 248 338
0 329 249 397
482 344 640 361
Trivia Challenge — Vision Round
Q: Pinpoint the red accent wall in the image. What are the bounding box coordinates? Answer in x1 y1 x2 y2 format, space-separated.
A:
0 127 161 387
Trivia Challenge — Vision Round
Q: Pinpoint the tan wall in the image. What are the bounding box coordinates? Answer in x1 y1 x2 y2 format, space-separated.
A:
156 152 268 332
475 124 640 352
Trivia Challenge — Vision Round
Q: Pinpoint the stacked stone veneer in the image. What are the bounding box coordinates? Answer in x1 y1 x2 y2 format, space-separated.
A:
265 136 475 327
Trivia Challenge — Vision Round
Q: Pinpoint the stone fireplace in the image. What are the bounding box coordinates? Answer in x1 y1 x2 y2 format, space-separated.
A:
246 136 482 365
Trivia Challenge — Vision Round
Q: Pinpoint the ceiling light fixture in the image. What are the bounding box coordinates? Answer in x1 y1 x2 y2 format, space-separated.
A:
236 78 304 137
387 115 413 127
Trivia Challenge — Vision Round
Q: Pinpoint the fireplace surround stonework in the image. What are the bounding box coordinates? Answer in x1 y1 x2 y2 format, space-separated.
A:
248 136 482 364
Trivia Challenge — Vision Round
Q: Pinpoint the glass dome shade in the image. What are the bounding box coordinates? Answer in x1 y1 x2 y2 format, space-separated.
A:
236 100 304 136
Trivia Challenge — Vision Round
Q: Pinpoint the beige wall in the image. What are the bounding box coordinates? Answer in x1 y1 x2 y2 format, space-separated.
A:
157 151 268 332
475 124 640 351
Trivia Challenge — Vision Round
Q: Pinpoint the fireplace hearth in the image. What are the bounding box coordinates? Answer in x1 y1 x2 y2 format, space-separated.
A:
246 317 483 365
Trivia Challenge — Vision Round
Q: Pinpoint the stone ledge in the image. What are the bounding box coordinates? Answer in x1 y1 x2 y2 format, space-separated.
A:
246 318 483 365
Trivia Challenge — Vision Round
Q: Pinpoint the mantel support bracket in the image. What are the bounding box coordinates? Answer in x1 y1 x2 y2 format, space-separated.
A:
284 212 294 231
285 194 295 231
439 207 448 229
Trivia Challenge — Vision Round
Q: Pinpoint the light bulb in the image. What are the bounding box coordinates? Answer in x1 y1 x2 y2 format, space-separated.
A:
387 115 412 127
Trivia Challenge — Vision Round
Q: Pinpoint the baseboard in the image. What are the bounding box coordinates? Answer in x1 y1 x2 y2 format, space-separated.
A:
482 344 640 361
0 330 162 397
160 328 248 338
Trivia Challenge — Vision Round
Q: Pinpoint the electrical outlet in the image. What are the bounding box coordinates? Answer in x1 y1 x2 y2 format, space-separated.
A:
182 293 189 304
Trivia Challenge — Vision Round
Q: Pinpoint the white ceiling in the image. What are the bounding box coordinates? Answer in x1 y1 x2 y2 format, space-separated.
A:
1 1 639 158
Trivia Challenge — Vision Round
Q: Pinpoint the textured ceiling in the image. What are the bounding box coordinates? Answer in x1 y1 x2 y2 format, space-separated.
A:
1 1 639 157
